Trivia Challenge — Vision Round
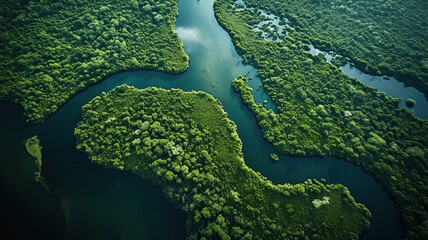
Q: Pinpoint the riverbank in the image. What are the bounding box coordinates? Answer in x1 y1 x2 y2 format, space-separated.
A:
215 0 427 238
237 0 428 97
75 85 371 239
307 44 428 119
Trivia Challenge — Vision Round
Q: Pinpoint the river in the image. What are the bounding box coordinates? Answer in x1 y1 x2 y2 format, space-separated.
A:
308 45 428 119
0 0 404 239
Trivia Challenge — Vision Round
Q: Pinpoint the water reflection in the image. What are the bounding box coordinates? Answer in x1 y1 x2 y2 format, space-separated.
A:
175 27 202 44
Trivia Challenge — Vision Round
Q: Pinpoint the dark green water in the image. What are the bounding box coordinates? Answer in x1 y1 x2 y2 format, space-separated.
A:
0 0 404 239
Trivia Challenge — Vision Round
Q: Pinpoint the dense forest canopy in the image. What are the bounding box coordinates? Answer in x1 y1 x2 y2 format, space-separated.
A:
1 0 427 238
75 85 370 239
214 0 428 238
0 0 188 122
241 0 428 95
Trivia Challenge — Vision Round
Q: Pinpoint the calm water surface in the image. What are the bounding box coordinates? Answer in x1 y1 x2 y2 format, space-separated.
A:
0 0 405 239
308 44 428 119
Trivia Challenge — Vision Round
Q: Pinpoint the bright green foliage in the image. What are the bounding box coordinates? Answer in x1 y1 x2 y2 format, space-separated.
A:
269 152 279 161
214 1 428 238
75 85 370 239
0 0 189 122
24 136 42 163
312 197 330 209
241 0 428 95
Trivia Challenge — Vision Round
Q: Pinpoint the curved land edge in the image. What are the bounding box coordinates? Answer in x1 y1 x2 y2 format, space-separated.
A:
238 0 428 98
213 1 428 237
0 0 189 123
75 85 370 239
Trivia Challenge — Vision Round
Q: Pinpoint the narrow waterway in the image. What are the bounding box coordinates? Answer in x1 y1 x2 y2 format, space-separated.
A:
0 0 404 239
308 45 428 119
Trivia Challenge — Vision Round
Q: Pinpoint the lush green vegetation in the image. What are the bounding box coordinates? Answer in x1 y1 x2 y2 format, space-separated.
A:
0 0 188 122
75 85 370 239
215 0 428 238
24 135 43 182
23 135 51 193
270 152 279 161
240 0 428 95
406 98 417 108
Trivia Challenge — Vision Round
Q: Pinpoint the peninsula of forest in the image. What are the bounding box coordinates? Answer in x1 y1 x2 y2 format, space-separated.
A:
75 85 370 239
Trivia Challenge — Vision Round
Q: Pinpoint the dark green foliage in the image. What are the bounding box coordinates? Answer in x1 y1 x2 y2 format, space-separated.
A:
23 135 42 182
0 0 189 122
215 1 428 238
23 135 50 192
241 0 428 95
75 85 370 239
406 98 416 108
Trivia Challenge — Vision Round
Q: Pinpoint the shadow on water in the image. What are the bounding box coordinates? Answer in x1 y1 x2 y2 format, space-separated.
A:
0 0 404 239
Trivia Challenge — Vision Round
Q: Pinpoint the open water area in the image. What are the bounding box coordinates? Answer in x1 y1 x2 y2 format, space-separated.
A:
2 0 420 239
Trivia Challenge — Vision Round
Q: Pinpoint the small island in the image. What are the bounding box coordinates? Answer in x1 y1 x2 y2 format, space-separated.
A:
23 136 42 181
405 98 416 108
269 152 279 161
75 85 370 239
23 135 50 193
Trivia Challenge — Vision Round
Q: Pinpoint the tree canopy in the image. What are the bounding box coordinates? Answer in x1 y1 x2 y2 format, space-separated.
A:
75 85 370 239
0 0 189 122
214 1 428 238
240 0 428 96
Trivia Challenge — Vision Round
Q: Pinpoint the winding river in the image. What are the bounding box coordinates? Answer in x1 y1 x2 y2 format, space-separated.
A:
0 0 407 239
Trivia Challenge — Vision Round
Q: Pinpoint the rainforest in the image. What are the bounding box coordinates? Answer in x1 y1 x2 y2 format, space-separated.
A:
0 0 427 239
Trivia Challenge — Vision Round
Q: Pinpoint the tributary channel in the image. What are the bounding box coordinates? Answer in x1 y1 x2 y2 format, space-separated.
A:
0 0 406 239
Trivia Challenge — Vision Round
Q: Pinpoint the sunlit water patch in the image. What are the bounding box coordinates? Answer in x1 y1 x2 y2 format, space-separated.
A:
308 44 335 63
175 27 201 43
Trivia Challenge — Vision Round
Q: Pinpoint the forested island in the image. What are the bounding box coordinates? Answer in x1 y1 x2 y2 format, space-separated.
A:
0 0 188 122
1 0 427 238
75 85 370 239
23 135 50 193
215 0 428 238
